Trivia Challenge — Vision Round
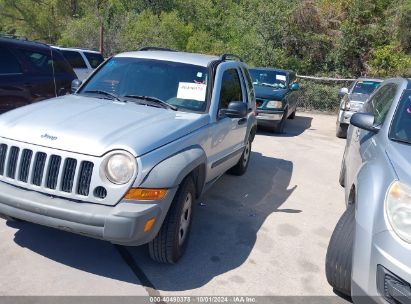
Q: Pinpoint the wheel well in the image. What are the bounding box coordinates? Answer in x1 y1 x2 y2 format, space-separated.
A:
185 164 206 199
249 126 257 142
348 185 356 205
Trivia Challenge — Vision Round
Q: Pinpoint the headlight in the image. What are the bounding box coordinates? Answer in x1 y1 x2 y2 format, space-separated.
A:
386 181 411 243
266 100 282 109
105 152 136 184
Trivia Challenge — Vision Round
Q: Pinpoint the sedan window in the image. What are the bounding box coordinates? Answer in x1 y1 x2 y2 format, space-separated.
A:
390 90 411 144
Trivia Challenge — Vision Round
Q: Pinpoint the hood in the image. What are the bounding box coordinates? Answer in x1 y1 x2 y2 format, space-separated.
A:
348 93 369 103
0 95 209 157
255 86 288 100
386 141 411 185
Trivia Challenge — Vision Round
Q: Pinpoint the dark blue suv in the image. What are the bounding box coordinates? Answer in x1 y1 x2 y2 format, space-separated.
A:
249 68 300 133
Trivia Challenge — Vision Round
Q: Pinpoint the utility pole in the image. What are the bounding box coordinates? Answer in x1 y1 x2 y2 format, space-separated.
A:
99 21 104 55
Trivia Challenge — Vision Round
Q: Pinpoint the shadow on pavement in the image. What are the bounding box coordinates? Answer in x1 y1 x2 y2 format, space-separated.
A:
125 151 296 291
8 151 296 291
258 115 313 137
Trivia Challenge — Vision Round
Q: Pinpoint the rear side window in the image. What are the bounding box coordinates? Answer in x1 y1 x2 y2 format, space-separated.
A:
22 51 52 74
84 52 104 68
241 67 256 102
219 68 242 110
52 51 75 75
0 47 22 74
61 50 87 69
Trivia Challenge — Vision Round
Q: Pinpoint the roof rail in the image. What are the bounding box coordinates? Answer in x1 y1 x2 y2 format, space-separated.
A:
220 53 243 62
139 46 177 52
0 33 28 41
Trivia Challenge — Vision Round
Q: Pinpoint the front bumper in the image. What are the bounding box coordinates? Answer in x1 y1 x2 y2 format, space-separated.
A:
0 181 177 246
256 110 284 126
352 226 411 304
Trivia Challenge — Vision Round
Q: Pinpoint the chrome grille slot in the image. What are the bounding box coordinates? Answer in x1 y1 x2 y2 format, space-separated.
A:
61 158 77 193
0 140 127 205
6 146 20 179
18 149 33 182
46 155 61 190
32 152 47 186
77 161 94 196
0 144 7 175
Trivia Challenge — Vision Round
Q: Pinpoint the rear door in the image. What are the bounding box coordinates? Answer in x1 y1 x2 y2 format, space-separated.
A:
0 46 28 112
17 48 55 102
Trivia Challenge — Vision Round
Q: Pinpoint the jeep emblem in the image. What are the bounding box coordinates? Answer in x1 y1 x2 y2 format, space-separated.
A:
41 133 57 141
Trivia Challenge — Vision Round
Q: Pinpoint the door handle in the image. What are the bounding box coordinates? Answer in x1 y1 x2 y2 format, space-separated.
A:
238 118 247 125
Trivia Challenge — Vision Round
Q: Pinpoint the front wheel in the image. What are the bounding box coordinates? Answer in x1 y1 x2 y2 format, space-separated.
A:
229 137 251 176
288 109 296 119
325 204 355 297
148 177 195 264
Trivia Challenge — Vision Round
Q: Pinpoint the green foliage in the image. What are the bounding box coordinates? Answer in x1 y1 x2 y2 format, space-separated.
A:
1 0 411 112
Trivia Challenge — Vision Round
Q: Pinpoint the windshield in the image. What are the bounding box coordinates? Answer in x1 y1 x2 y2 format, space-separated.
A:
84 52 104 68
79 57 209 112
390 90 411 145
249 69 288 89
352 81 381 95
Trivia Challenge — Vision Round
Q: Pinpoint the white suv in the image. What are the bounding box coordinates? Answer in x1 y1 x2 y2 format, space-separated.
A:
52 46 104 81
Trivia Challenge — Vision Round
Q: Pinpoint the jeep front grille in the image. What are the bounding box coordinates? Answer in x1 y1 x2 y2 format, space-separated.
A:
0 144 94 196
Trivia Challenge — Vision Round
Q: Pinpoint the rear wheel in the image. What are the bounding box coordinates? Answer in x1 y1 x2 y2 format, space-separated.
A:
325 204 355 297
148 177 195 264
229 137 251 176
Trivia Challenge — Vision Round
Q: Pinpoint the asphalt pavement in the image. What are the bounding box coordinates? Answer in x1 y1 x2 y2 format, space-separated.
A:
0 112 347 300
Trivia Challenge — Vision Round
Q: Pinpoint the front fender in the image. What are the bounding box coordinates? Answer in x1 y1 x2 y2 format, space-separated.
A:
140 146 207 192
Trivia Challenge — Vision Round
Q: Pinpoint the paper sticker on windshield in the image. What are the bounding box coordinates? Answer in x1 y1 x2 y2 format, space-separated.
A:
276 75 286 81
177 82 207 101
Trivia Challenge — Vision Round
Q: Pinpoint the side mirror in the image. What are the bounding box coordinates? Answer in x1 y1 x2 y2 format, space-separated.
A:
338 87 349 98
350 113 379 133
71 79 82 93
222 101 247 118
291 82 300 91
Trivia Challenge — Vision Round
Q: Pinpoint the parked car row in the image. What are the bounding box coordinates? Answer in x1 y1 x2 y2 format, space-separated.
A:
0 35 104 114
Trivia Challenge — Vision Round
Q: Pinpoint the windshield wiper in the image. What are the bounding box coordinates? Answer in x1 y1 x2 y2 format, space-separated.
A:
83 90 121 101
123 95 177 111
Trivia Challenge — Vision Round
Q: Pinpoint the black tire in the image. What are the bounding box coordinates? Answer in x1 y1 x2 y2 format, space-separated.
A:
288 109 296 119
274 111 287 133
229 137 252 176
336 123 348 138
148 177 195 264
325 204 355 297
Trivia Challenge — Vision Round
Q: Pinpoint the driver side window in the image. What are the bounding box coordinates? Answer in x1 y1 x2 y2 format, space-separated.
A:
219 68 242 110
366 84 397 125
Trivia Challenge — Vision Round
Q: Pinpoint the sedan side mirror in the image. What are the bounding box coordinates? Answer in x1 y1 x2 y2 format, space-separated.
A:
222 101 247 118
71 79 82 93
291 82 300 91
350 113 379 133
338 87 349 98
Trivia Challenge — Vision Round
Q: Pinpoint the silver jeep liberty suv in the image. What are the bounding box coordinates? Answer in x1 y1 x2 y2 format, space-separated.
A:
0 47 257 263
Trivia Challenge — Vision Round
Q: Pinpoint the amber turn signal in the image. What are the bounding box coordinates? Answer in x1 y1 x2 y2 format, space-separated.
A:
124 188 167 201
144 217 156 232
